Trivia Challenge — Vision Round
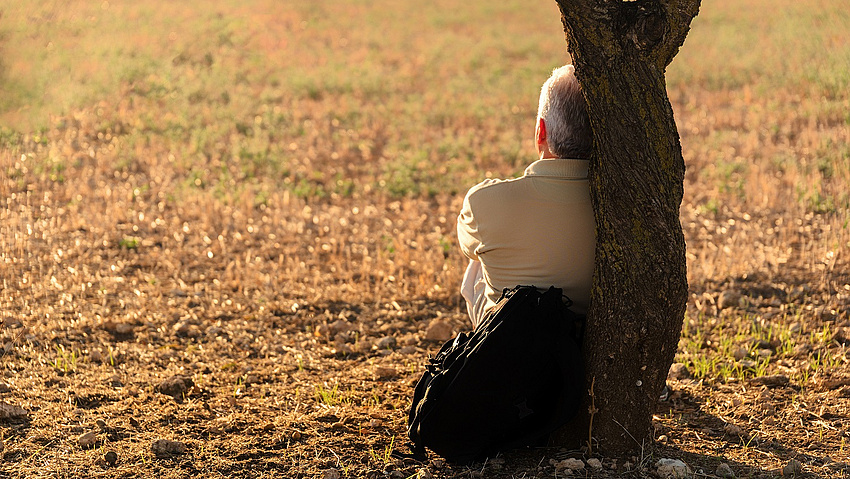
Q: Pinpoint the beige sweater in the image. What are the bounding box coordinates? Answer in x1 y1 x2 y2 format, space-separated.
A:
457 158 597 326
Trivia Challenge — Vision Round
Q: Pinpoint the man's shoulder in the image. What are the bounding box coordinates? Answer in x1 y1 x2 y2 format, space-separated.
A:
464 176 526 203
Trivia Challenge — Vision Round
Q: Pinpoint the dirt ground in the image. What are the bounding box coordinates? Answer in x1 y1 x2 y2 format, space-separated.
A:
1 1 849 476
1 115 849 478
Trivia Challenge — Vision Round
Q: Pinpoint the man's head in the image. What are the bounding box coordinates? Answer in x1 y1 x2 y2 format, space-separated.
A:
536 65 592 160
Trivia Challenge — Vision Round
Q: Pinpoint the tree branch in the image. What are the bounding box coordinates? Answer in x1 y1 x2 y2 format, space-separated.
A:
556 0 701 70
656 0 701 67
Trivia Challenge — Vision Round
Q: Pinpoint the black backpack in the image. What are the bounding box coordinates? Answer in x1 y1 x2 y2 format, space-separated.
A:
407 286 585 464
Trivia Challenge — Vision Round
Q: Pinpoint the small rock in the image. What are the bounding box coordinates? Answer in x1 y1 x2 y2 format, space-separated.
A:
749 374 790 387
754 339 778 351
173 321 192 337
109 374 123 387
793 344 812 357
717 290 742 309
0 401 29 422
89 349 103 363
375 336 396 350
789 322 803 334
96 418 107 430
104 321 134 335
782 459 803 476
740 359 757 369
724 423 745 436
555 458 584 472
668 362 690 380
417 468 434 479
151 439 187 458
78 431 97 449
330 319 350 333
156 375 194 399
399 345 418 355
587 458 603 470
833 327 850 345
732 347 749 361
0 383 11 393
374 367 398 379
817 307 836 322
104 450 118 466
424 320 453 341
716 462 735 478
656 458 692 478
322 468 341 479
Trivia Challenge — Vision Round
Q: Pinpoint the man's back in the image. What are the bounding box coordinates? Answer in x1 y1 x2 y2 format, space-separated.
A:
457 158 596 322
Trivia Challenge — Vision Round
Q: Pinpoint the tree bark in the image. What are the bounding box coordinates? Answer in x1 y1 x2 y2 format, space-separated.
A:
551 0 700 456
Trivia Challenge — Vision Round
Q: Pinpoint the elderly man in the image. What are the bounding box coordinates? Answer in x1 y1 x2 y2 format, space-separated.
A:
458 65 596 328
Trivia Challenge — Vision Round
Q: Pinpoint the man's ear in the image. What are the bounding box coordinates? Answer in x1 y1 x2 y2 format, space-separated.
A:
536 117 547 148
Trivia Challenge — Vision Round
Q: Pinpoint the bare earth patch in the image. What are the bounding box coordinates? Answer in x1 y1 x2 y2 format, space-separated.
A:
1 0 849 477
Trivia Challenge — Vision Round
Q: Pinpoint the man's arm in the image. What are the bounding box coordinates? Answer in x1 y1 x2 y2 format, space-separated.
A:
457 191 482 261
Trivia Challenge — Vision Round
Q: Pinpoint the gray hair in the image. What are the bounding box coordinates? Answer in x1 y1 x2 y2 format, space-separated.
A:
537 65 592 159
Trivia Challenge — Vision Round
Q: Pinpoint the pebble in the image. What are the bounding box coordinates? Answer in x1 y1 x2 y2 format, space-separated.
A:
78 431 97 449
151 439 187 458
173 321 199 337
374 367 398 379
330 319 350 333
716 462 735 478
104 322 134 335
0 402 29 421
749 374 790 387
375 336 396 350
417 468 434 479
793 344 812 356
586 458 603 469
156 375 194 398
553 458 584 472
667 362 690 380
782 459 802 476
0 383 10 393
724 423 745 436
732 347 749 361
89 349 103 363
717 290 742 309
322 469 341 479
424 320 453 341
104 450 118 466
656 458 692 478
96 418 107 430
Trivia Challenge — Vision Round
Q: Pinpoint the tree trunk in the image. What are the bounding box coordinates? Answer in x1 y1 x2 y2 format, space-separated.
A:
551 0 701 456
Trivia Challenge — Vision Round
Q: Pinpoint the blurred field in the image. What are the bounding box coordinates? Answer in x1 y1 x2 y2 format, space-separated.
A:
1 0 849 477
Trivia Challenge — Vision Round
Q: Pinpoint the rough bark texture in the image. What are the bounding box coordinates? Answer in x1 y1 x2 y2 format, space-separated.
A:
551 0 700 456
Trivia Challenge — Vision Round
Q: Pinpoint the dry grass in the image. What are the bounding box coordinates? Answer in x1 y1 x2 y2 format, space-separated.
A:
1 0 849 478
